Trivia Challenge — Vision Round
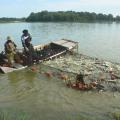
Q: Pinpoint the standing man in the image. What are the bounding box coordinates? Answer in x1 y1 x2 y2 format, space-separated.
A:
21 29 34 65
21 29 32 52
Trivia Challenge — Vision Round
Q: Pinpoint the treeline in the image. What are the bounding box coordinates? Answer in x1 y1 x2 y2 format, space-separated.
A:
1 11 120 22
26 11 120 22
0 17 25 22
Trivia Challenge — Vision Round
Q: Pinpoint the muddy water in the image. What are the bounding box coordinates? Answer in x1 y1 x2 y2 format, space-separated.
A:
0 22 120 63
0 63 120 120
0 22 120 119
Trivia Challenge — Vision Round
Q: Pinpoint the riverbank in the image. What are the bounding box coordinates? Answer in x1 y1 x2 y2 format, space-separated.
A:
0 21 25 23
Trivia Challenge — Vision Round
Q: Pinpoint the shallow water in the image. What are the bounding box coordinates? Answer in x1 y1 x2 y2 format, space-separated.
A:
0 63 120 120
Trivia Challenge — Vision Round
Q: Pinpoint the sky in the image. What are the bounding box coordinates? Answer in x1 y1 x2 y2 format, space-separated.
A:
0 0 120 17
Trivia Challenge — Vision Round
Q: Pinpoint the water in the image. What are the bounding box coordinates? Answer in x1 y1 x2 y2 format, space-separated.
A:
0 22 120 120
0 64 120 120
0 22 120 63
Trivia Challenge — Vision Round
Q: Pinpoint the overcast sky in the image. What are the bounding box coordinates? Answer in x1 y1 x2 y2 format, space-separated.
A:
0 0 120 17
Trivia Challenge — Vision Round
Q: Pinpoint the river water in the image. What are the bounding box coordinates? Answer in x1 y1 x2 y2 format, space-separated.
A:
0 22 120 63
0 22 120 120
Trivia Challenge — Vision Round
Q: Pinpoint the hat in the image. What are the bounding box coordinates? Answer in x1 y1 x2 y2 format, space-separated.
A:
7 36 13 41
23 29 28 34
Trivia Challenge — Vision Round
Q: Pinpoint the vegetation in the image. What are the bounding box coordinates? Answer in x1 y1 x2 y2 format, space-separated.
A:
0 110 30 120
112 112 120 120
0 17 25 23
26 10 120 22
0 110 93 120
0 109 120 120
0 11 120 23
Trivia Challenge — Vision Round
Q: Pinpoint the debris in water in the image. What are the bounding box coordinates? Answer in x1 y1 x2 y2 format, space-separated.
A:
31 66 38 72
44 71 53 78
43 53 120 92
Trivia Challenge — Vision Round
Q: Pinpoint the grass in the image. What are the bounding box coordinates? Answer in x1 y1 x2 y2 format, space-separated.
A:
0 110 29 120
112 112 120 120
0 110 119 120
0 111 94 120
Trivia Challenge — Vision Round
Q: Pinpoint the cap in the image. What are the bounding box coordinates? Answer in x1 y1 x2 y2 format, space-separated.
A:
23 29 28 34
7 36 13 41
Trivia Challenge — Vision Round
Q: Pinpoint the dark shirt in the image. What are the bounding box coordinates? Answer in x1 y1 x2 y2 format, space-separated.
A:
21 33 32 48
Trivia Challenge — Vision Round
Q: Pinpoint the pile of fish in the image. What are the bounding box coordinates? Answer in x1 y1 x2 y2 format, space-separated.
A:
43 53 120 92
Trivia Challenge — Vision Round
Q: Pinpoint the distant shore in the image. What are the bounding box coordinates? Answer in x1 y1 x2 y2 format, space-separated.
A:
1 10 120 23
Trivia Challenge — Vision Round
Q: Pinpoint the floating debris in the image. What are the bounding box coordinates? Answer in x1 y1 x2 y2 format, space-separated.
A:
44 71 53 78
43 53 120 92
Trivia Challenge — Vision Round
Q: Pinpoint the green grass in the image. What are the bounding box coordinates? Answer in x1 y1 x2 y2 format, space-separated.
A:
0 110 29 120
0 111 94 120
67 115 95 120
1 110 119 120
112 112 120 120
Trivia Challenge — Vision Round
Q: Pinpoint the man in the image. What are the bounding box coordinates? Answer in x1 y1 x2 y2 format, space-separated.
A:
21 29 34 65
21 29 32 51
4 36 17 67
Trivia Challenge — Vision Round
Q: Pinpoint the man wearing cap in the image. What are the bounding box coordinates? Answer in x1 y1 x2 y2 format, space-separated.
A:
4 36 17 66
21 29 34 65
21 29 32 51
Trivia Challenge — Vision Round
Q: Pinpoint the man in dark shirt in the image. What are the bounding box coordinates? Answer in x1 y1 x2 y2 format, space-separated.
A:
21 29 34 65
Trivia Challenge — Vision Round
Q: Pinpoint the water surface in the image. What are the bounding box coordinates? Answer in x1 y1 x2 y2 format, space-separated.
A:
0 22 120 62
0 22 120 119
0 64 120 120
